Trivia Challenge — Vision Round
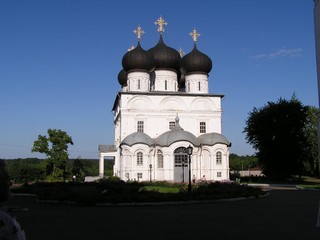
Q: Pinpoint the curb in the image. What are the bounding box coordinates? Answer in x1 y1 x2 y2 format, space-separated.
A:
95 191 270 207
12 191 271 207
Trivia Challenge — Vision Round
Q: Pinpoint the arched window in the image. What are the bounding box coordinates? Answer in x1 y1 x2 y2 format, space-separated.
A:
216 151 222 165
157 150 163 168
137 152 143 166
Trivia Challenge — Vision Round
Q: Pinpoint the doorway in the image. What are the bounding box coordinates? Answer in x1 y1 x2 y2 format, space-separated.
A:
174 147 188 182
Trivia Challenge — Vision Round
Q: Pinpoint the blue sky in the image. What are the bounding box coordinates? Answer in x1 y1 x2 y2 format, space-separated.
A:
0 0 318 159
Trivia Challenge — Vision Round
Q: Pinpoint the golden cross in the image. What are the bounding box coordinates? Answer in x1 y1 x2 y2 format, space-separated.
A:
154 16 168 33
179 48 185 57
133 25 145 40
189 28 201 42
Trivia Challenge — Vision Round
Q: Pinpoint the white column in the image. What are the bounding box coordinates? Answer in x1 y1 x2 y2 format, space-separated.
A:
99 155 104 177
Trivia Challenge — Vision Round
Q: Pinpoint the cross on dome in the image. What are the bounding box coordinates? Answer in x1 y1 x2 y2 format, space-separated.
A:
179 48 185 57
133 25 145 41
154 16 168 34
189 28 201 43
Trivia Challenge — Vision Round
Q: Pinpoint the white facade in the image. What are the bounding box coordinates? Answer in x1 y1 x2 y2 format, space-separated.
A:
99 90 231 182
99 19 231 182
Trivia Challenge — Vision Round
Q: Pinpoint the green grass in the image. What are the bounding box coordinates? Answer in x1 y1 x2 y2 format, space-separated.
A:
142 185 180 193
297 184 320 189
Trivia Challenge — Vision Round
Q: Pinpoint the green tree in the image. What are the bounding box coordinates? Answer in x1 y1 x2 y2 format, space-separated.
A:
229 154 258 171
32 129 73 181
6 158 46 183
71 158 85 181
243 96 308 179
303 106 319 176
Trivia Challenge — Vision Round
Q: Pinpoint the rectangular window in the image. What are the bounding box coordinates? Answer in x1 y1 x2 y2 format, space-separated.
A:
217 172 222 178
138 79 141 89
200 122 206 133
198 82 201 91
137 152 143 166
137 173 142 179
157 151 163 168
169 121 175 130
137 121 144 133
165 80 167 90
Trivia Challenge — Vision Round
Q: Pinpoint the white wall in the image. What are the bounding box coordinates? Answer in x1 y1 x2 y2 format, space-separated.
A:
115 93 222 142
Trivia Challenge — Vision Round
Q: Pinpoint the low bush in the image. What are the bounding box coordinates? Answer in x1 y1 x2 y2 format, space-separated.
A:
11 180 265 205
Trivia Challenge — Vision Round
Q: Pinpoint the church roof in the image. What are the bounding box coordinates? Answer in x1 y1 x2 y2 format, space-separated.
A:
120 131 231 148
117 69 127 86
198 132 231 146
99 144 117 152
156 116 199 147
181 43 212 75
147 34 181 72
119 116 230 148
122 41 155 73
156 130 200 147
121 132 155 146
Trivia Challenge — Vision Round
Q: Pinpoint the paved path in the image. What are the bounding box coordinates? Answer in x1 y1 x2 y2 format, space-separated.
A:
6 190 320 240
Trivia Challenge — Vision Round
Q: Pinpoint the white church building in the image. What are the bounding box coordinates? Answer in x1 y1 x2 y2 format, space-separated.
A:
99 17 231 182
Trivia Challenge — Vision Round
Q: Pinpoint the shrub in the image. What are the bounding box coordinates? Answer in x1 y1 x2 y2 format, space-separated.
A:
11 180 265 205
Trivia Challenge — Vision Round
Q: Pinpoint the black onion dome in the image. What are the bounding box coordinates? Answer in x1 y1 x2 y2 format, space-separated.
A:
148 35 181 72
118 69 127 86
181 44 212 74
122 42 154 73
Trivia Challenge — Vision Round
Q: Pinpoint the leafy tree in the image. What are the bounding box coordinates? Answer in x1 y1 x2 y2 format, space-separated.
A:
82 160 99 176
243 96 308 179
32 129 73 181
303 106 319 176
229 154 258 171
6 158 46 183
71 158 86 181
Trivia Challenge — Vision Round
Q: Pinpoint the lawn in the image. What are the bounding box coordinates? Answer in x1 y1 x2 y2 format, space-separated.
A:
142 185 180 193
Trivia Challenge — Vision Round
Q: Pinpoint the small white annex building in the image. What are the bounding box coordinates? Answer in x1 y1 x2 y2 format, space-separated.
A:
99 17 231 182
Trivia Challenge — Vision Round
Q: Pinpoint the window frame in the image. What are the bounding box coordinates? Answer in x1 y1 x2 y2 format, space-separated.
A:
137 152 143 166
216 151 222 165
157 150 163 168
200 122 206 133
137 121 144 133
169 121 175 130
